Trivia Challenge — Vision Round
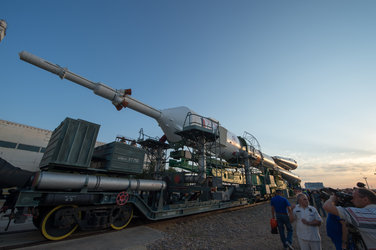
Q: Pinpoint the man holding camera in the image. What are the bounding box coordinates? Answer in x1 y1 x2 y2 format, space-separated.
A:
323 187 376 249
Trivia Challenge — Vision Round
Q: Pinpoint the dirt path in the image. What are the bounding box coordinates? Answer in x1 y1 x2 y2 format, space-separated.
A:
147 200 335 249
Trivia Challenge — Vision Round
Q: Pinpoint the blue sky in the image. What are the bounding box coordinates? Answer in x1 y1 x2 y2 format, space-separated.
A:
1 0 375 188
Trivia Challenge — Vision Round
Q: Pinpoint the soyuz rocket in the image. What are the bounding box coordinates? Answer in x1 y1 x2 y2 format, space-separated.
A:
19 51 300 184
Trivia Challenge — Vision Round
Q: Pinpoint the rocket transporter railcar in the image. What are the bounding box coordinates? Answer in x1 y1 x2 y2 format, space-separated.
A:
0 52 301 240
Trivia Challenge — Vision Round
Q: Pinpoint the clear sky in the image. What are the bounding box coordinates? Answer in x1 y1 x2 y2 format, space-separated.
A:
1 0 375 189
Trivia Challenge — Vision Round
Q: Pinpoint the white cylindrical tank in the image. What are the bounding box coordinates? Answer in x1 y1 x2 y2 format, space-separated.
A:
32 171 167 191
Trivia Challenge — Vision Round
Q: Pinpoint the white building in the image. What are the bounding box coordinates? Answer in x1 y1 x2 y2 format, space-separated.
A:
304 182 324 190
0 119 105 172
0 119 52 171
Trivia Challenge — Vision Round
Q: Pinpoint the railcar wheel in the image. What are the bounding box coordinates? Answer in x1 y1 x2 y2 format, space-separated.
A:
110 204 133 230
40 205 80 240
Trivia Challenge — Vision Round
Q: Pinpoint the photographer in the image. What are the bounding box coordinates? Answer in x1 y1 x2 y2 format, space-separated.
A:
323 188 376 249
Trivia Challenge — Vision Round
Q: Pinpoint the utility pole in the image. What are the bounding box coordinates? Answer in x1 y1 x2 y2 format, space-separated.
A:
363 176 370 189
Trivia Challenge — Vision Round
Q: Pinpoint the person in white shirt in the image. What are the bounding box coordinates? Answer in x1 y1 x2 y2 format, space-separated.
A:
291 193 322 250
323 187 376 250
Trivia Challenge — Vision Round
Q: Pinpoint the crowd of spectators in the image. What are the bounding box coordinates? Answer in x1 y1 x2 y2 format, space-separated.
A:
271 182 376 250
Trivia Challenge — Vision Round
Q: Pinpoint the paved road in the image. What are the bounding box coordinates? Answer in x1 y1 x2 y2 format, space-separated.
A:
0 214 164 250
19 226 164 250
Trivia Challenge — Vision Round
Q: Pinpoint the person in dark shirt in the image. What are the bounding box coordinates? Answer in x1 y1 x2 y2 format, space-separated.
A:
271 189 294 249
312 190 326 217
303 189 314 205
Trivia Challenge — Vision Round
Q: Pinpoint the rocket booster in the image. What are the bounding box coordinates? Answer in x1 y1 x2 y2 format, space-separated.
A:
19 51 300 183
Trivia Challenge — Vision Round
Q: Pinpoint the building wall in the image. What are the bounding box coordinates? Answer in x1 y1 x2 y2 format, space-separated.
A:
0 119 52 171
304 182 324 190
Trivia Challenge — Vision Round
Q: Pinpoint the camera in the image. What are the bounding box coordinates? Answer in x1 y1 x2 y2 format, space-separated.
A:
319 188 353 207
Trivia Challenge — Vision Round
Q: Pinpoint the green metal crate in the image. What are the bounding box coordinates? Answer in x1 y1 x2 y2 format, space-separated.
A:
93 142 145 174
40 118 100 169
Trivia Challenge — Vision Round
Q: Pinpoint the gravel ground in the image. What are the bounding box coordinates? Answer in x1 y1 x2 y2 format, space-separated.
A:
147 199 335 250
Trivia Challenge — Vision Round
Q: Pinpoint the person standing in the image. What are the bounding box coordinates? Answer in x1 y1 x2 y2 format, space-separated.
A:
312 190 326 217
271 189 294 249
291 193 322 250
326 212 347 250
304 189 314 205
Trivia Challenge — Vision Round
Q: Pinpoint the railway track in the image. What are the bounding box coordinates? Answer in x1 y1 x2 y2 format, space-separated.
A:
0 201 267 249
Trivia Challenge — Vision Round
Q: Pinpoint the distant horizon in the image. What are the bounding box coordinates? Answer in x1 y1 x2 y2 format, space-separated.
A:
303 181 374 191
